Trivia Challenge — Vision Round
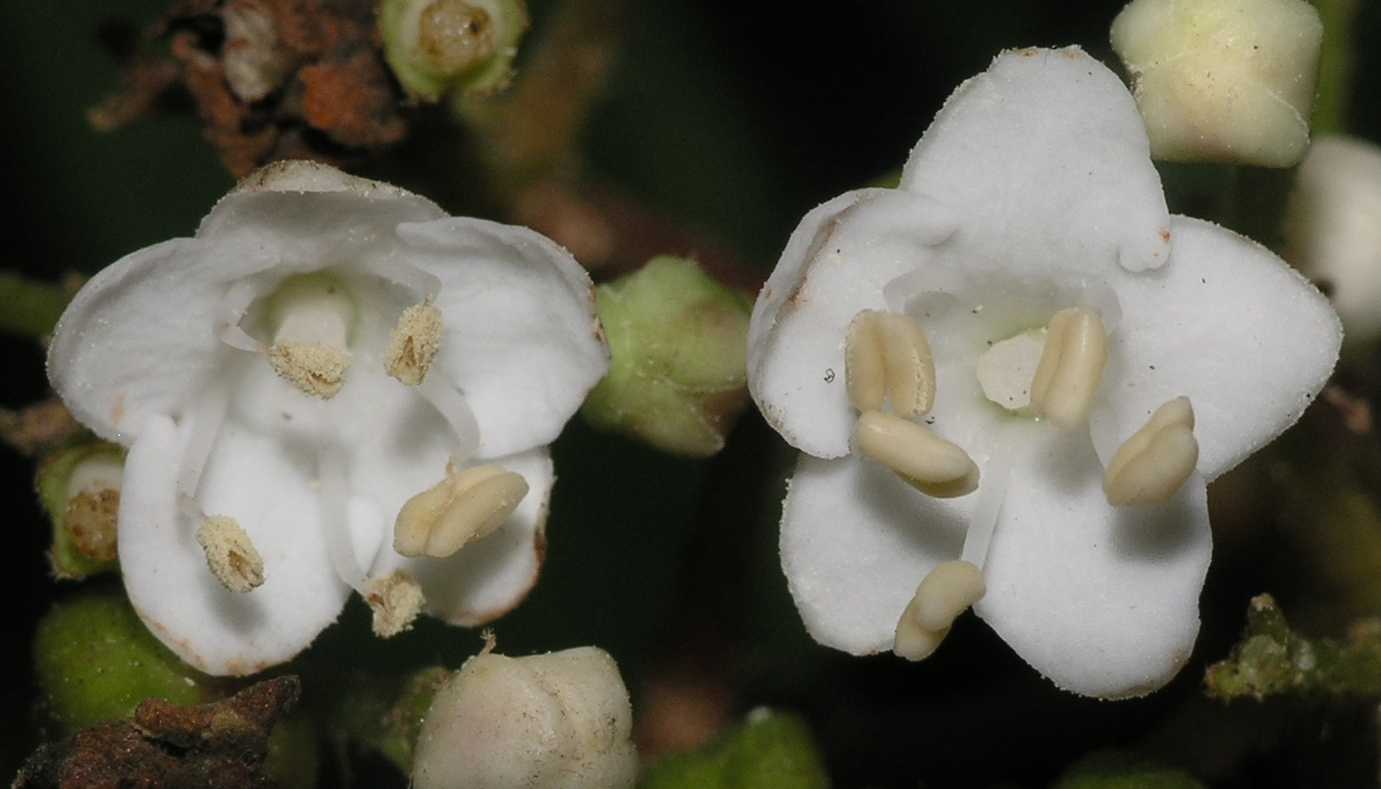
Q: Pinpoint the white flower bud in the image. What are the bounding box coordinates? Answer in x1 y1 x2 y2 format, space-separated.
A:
412 646 638 789
1286 135 1381 344
1111 0 1323 167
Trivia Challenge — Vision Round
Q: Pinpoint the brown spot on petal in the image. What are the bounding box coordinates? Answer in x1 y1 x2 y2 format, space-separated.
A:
1160 228 1172 243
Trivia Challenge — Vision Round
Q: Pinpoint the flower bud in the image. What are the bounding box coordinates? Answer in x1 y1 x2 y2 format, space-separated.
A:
35 442 125 581
582 256 752 457
412 646 638 789
1285 134 1381 344
380 0 530 103
1111 0 1323 167
34 590 211 732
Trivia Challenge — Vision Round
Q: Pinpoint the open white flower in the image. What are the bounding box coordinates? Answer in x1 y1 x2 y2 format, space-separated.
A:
48 161 609 676
747 47 1341 698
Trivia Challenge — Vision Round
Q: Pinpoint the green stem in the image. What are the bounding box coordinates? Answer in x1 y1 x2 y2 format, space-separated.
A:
1312 0 1359 135
0 271 69 339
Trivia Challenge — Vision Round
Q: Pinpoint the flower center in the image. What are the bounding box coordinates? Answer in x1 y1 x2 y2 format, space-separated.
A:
975 328 1045 415
264 274 356 399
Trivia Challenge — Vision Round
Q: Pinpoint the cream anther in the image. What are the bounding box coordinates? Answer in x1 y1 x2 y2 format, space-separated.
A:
854 411 979 498
386 302 444 385
911 560 986 632
196 516 265 593
266 275 355 399
394 463 529 559
1104 396 1199 506
845 310 935 417
1029 307 1108 429
365 570 426 638
893 560 985 661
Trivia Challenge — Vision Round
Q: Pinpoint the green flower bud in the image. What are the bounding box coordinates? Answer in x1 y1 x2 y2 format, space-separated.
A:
583 256 752 458
1053 750 1205 789
265 713 322 788
642 708 830 789
35 442 125 581
34 589 213 732
380 0 529 103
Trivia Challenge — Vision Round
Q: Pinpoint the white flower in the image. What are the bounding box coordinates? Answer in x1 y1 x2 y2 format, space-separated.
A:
747 48 1341 698
48 161 609 676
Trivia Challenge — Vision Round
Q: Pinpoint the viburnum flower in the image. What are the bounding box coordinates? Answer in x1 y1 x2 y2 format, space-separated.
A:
48 161 609 676
747 47 1341 698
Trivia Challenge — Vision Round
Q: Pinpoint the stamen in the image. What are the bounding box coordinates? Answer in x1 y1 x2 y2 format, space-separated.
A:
266 275 355 399
365 570 426 638
268 344 350 399
911 560 986 631
1104 396 1199 506
386 303 444 386
318 448 366 589
196 516 265 593
893 560 985 661
854 411 979 498
845 311 935 417
394 463 529 559
417 374 481 461
177 387 230 500
1029 307 1108 430
960 443 1012 570
217 280 265 352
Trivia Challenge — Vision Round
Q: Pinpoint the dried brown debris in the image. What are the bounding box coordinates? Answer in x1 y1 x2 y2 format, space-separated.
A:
93 0 408 176
14 676 301 789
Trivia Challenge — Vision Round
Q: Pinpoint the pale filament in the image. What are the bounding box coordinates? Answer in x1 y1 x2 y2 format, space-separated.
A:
318 447 366 590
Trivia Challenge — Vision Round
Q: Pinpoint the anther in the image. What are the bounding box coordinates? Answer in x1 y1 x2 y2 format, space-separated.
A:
845 311 935 417
894 560 985 661
196 516 265 593
1029 307 1108 429
386 303 444 386
394 464 529 559
854 411 979 498
365 571 426 638
1104 396 1199 506
266 275 355 399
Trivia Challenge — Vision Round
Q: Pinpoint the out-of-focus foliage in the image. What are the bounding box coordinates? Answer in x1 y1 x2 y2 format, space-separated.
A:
641 709 829 789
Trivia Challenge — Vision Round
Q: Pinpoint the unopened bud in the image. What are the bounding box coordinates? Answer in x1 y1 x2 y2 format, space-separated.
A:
582 256 752 457
1111 0 1323 167
380 0 530 103
413 646 638 789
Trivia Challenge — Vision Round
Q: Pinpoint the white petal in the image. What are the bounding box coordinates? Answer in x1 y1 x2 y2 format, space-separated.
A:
1090 215 1342 481
901 46 1171 274
780 452 969 655
198 159 445 241
396 218 610 458
747 189 961 458
119 415 350 676
974 429 1210 699
47 239 273 444
360 442 555 627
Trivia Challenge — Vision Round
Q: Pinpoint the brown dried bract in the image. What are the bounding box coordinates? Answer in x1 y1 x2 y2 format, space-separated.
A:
94 0 409 176
14 676 301 789
0 399 84 457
